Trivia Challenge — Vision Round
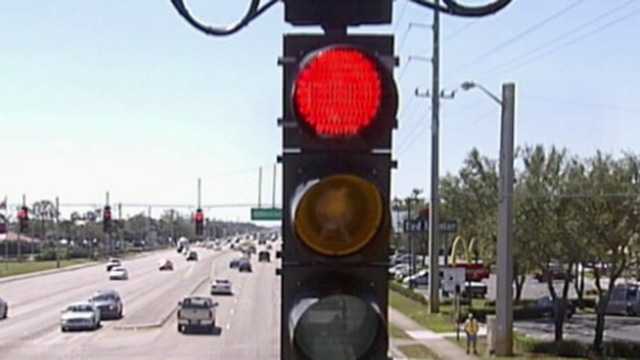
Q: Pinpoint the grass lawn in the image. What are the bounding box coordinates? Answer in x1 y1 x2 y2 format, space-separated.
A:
390 323 411 339
389 290 458 333
397 344 441 360
0 259 91 278
450 336 586 360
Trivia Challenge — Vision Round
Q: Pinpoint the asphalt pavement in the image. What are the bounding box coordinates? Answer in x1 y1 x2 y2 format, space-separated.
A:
0 246 281 360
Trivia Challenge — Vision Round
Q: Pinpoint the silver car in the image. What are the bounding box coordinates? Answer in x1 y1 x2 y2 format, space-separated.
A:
0 297 7 320
61 302 101 331
89 290 123 320
109 267 129 280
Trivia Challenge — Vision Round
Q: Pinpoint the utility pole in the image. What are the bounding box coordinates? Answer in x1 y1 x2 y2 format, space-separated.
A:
3 196 8 271
257 167 263 208
18 194 25 261
105 191 110 257
428 0 441 314
197 178 202 209
495 83 516 356
272 163 277 209
407 198 415 289
55 197 60 268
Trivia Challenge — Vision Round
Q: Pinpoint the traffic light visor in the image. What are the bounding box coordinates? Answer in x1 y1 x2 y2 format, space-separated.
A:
293 47 383 138
294 175 382 256
293 294 381 360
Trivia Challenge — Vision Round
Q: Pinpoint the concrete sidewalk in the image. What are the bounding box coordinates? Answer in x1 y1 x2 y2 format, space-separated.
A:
390 307 479 360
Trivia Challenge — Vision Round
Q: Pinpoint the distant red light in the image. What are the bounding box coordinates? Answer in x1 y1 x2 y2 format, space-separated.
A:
195 210 204 222
294 47 382 137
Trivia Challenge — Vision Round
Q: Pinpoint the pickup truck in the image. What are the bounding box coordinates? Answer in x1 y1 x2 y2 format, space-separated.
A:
177 296 218 334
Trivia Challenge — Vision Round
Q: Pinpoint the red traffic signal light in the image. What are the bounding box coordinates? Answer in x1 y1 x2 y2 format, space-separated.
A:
195 208 204 236
294 47 383 137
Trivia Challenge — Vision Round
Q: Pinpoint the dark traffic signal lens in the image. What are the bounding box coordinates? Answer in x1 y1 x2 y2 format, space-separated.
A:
292 294 381 360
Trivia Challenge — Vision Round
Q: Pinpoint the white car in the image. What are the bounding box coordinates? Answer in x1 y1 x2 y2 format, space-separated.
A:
210 279 232 295
109 267 129 280
177 296 218 333
61 302 101 331
0 297 7 319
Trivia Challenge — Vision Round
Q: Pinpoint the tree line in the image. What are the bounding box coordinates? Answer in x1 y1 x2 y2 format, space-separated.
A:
439 145 639 353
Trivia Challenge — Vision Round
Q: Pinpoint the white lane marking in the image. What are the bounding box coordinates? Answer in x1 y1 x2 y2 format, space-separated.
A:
229 309 235 315
226 323 231 330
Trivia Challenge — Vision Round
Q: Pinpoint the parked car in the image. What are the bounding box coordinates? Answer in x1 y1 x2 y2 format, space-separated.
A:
177 296 217 334
0 297 7 320
60 302 101 331
109 267 129 280
403 269 430 287
258 251 270 262
229 258 242 268
534 263 572 282
89 289 123 320
238 259 252 272
530 296 576 319
461 282 488 299
186 251 198 261
453 263 491 282
106 258 121 272
606 284 640 316
159 259 174 271
210 279 233 295
389 264 410 279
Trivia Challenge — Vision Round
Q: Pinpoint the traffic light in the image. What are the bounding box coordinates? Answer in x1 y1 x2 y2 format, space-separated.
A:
103 205 112 233
284 0 392 27
280 34 397 360
18 206 29 233
195 208 204 236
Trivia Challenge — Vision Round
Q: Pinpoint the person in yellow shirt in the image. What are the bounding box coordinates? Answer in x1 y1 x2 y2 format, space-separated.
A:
463 313 479 355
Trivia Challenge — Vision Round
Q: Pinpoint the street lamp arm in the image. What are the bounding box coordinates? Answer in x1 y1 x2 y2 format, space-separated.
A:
461 81 502 106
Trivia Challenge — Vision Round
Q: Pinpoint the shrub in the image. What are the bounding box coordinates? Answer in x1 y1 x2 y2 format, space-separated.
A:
389 281 428 305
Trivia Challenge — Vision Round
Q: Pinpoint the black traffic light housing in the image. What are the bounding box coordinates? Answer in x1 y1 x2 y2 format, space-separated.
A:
195 208 204 236
284 0 392 26
18 206 29 233
280 34 396 360
103 205 112 233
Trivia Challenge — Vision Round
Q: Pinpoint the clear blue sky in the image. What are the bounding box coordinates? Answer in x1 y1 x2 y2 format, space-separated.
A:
1 0 638 222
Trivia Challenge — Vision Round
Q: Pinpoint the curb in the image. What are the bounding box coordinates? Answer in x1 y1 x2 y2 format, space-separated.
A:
114 275 210 331
0 248 171 284
389 341 409 360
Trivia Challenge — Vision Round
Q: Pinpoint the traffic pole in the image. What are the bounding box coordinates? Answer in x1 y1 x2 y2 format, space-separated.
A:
495 83 516 356
428 0 441 314
55 197 60 268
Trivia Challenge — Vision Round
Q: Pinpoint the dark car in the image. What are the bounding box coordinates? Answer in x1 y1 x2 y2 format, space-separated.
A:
258 251 270 262
0 297 7 319
238 259 252 272
229 258 242 268
159 259 174 271
530 296 575 319
186 251 198 261
89 289 123 320
106 258 121 272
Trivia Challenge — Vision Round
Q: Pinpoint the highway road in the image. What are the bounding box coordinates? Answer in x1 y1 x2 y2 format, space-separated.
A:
0 246 281 359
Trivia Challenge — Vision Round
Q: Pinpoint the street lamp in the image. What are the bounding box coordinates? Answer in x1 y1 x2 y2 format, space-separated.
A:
461 80 516 356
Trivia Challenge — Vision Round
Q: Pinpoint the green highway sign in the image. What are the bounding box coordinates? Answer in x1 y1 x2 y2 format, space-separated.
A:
251 208 282 221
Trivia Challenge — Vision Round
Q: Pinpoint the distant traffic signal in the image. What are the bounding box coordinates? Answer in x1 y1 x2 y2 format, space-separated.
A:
195 208 204 236
103 205 112 233
18 206 29 233
280 34 397 360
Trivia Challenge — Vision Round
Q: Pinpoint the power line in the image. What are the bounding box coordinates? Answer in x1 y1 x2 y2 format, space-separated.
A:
397 24 412 53
475 0 637 79
485 5 640 78
456 0 586 70
443 21 477 41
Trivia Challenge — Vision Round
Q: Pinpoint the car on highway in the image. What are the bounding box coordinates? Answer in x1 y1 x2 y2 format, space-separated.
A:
186 251 198 261
109 267 129 280
606 284 640 316
89 289 123 320
238 259 252 272
158 259 174 271
106 258 122 272
177 296 218 334
210 279 233 295
0 297 7 320
229 257 243 269
60 302 101 331
258 250 270 262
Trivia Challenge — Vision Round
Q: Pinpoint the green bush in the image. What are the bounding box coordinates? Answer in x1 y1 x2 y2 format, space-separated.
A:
389 281 428 305
602 341 640 358
35 250 58 261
